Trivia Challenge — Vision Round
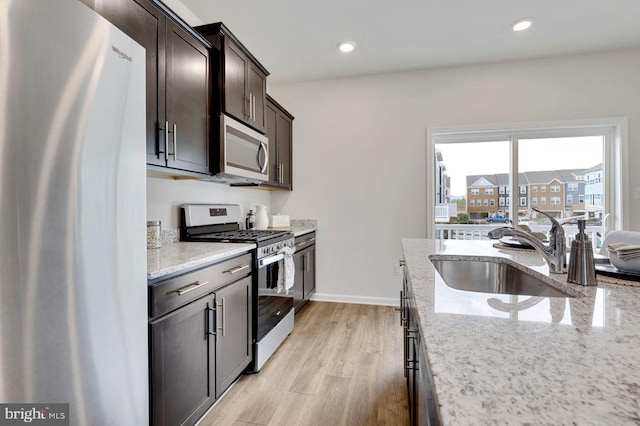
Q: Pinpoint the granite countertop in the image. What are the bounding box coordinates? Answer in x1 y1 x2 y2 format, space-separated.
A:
147 242 255 282
269 219 317 237
402 239 640 425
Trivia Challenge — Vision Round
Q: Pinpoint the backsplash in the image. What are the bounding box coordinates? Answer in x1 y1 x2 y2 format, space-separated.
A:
290 219 318 229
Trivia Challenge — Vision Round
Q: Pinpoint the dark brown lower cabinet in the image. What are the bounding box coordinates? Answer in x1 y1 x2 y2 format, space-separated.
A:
293 232 316 313
150 294 215 426
402 262 441 426
215 276 252 398
150 271 252 426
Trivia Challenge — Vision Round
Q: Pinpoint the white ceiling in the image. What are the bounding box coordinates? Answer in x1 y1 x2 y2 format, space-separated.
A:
178 0 640 84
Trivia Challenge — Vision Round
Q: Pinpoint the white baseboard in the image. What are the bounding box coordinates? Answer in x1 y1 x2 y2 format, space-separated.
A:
310 293 399 307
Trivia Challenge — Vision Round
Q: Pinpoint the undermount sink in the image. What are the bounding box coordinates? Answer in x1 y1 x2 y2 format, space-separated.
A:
429 256 575 298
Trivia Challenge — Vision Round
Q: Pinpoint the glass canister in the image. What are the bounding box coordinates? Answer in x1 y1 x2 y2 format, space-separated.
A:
147 221 162 249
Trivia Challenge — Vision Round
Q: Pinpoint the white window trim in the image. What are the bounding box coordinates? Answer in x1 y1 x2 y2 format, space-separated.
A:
427 117 629 238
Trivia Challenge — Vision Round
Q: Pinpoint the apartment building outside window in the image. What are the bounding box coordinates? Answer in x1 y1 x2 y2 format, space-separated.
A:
430 119 627 235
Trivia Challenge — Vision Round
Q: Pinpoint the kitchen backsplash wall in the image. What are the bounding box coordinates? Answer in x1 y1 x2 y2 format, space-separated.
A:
147 175 271 240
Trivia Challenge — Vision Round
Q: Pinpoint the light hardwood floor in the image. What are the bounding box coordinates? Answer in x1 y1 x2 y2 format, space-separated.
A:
199 301 409 426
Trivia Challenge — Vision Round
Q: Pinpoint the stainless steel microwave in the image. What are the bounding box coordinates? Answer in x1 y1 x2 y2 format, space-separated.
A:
206 114 269 185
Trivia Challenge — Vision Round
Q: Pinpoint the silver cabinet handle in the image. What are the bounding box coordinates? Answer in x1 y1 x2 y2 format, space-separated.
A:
172 123 177 159
224 264 250 274
175 281 209 296
216 299 223 342
221 297 226 337
252 94 256 121
245 96 251 120
164 120 169 161
279 163 283 183
305 252 310 273
206 306 215 337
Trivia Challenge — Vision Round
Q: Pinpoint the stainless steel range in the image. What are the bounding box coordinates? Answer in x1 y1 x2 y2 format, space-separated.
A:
180 204 295 372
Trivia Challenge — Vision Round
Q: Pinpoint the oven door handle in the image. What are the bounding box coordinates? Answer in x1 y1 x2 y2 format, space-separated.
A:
258 253 284 268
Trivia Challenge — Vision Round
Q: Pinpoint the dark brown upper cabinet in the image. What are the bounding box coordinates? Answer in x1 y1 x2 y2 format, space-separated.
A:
91 0 210 175
264 95 293 190
195 23 269 134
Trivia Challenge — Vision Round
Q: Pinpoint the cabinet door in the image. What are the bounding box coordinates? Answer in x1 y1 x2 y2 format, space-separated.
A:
276 112 293 189
292 250 305 312
215 276 252 397
150 295 215 426
303 246 316 299
223 41 248 123
247 64 267 132
93 0 166 167
165 20 210 174
264 101 279 187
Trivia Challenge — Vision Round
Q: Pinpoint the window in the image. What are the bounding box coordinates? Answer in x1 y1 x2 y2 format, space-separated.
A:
485 188 494 195
470 199 475 207
519 197 527 206
490 199 495 206
567 195 573 204
483 199 489 206
499 198 505 207
579 195 585 204
532 197 538 205
431 120 627 238
471 188 480 195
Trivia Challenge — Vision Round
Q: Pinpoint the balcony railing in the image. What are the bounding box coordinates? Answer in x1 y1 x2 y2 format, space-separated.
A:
434 223 605 249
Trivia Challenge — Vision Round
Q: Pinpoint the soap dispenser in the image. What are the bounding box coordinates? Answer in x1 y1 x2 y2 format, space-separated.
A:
567 219 597 286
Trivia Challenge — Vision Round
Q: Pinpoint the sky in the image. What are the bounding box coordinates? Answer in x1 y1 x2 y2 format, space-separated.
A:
436 136 603 196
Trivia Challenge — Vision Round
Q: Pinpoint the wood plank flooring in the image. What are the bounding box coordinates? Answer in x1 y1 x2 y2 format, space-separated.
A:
198 302 409 426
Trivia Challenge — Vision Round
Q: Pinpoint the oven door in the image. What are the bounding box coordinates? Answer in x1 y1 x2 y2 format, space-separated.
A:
221 114 269 182
256 253 294 341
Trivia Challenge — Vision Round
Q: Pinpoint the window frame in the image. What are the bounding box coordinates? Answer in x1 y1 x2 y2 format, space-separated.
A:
427 118 629 237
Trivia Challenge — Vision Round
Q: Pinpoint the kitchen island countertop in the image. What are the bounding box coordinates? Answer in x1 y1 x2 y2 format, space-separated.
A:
147 242 255 282
402 238 640 425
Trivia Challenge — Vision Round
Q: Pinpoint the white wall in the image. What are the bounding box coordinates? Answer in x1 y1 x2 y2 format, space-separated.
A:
147 175 271 231
270 49 640 305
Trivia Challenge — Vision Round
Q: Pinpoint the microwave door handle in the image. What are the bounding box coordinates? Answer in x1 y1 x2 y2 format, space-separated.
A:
258 142 268 173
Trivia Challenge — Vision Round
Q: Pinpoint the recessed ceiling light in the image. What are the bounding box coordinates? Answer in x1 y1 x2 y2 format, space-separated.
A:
512 18 534 32
337 41 356 53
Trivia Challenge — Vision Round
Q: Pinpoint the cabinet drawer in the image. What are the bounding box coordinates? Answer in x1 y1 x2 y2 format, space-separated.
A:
149 253 252 319
294 231 316 252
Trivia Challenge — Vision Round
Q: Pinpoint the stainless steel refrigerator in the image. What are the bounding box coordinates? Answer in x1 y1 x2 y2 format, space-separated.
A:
0 0 148 424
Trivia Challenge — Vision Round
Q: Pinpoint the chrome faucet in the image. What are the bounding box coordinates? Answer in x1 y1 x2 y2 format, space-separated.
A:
488 208 567 274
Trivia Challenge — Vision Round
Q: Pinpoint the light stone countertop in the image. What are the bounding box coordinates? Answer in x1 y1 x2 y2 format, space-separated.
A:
402 238 640 425
147 242 255 282
269 219 317 237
